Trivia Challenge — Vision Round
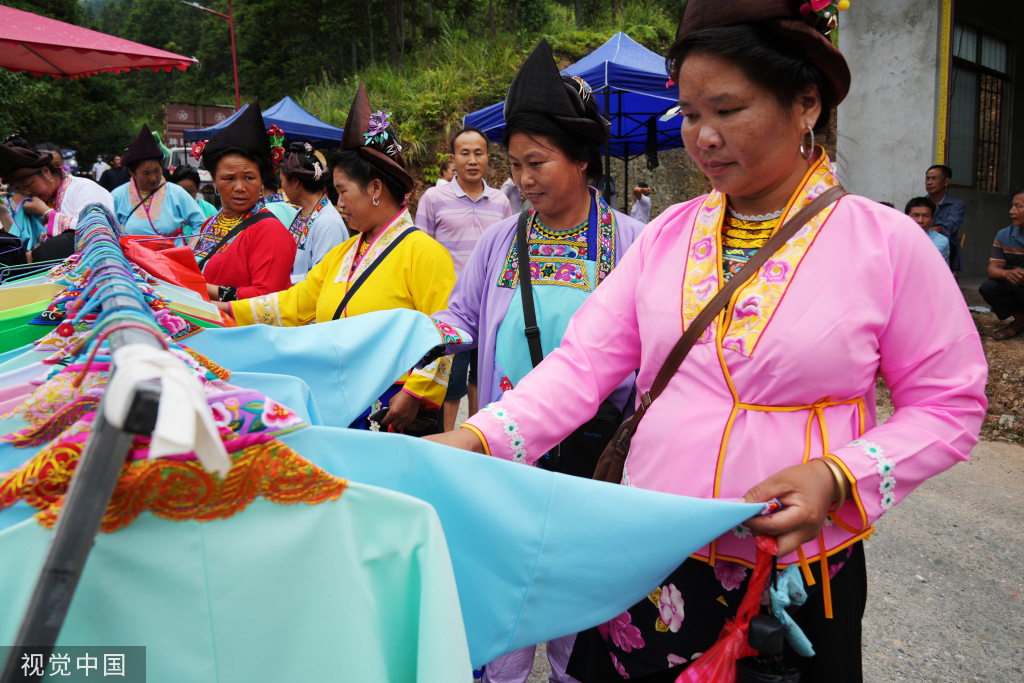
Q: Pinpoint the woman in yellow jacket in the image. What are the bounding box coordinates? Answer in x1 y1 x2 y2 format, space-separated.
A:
217 84 455 435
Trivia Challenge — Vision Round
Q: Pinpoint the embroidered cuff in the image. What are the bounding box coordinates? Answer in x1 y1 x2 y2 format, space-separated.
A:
478 403 527 462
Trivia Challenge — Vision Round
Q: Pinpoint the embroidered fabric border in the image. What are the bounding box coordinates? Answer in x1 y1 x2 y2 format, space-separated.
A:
497 199 615 290
431 318 464 346
288 195 330 250
479 403 527 462
845 439 896 510
250 292 284 327
127 180 165 222
680 153 841 355
412 355 452 389
333 208 416 285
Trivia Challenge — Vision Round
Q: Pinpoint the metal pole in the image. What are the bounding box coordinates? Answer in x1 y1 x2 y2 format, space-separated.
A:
228 0 240 111
0 230 163 683
618 143 626 218
604 85 611 205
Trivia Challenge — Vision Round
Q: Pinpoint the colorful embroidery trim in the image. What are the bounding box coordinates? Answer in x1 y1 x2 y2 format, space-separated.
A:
288 194 330 250
249 292 284 327
846 439 895 510
497 199 616 290
0 439 347 533
431 318 464 346
334 208 416 287
680 153 841 356
480 403 527 462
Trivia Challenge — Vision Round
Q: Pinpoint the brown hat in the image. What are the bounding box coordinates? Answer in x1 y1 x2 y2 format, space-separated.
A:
339 83 414 193
0 144 52 182
120 123 164 168
677 0 851 105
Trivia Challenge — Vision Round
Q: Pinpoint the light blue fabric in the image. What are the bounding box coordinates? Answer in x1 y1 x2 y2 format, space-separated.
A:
770 564 815 657
229 371 322 426
262 198 299 227
196 196 218 219
1 197 46 251
280 426 764 667
497 261 596 387
0 346 46 374
291 205 348 279
929 230 951 261
111 181 207 242
183 309 441 428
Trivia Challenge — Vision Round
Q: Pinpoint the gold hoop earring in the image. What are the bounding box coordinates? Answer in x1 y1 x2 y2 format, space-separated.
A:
800 126 815 161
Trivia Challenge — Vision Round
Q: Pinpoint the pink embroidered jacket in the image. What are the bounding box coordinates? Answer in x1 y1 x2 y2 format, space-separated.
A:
462 155 987 569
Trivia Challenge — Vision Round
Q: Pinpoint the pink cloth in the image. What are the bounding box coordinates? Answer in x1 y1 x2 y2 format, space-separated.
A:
415 178 513 277
465 178 987 567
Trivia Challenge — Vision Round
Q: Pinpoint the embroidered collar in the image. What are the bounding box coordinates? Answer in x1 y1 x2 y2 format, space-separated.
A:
288 194 330 250
332 207 416 289
727 207 783 222
52 172 71 212
193 209 253 261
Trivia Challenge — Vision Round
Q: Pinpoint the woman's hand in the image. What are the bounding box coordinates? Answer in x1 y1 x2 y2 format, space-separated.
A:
741 459 840 557
381 390 421 432
423 428 486 453
213 300 232 313
23 197 50 217
206 283 220 301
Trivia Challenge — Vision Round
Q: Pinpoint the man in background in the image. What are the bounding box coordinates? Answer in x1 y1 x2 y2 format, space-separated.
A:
905 196 949 263
630 181 651 224
416 126 512 431
926 164 966 270
91 155 109 181
980 189 1024 340
99 155 129 192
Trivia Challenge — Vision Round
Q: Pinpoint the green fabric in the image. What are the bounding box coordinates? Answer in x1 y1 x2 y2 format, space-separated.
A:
0 300 48 322
0 318 49 353
177 311 222 329
0 487 471 683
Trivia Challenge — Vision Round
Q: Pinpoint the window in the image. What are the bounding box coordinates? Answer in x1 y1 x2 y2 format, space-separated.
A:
948 22 1012 192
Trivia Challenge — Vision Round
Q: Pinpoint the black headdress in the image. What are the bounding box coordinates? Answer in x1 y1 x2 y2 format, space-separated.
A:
200 99 273 171
120 123 164 168
0 144 52 180
503 38 608 145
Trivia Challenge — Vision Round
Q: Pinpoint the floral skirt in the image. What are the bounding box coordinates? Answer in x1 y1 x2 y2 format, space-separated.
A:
566 542 866 682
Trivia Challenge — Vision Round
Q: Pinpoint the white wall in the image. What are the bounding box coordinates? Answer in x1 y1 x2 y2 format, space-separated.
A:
837 0 942 206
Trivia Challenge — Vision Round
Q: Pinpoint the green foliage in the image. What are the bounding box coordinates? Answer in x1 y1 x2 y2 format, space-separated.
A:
1 0 682 165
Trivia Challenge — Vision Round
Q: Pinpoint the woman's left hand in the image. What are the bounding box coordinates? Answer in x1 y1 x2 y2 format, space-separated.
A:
741 460 839 556
382 390 420 431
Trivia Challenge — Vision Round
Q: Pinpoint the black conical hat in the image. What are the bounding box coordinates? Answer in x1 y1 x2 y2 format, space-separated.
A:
120 123 164 167
201 99 272 169
503 38 607 144
339 83 414 193
0 144 51 180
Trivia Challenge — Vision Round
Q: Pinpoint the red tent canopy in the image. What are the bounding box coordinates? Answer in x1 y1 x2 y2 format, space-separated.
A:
0 5 198 78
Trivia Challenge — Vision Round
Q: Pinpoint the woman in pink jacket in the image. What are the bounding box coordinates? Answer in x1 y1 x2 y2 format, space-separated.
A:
428 1 987 681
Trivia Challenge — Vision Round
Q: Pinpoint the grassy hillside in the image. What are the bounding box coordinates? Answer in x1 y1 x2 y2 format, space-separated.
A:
298 3 678 182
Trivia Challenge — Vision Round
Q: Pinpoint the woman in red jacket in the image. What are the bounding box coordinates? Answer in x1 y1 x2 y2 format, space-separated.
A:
192 100 296 303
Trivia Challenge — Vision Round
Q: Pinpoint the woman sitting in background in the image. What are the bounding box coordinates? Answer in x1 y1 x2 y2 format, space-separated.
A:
112 124 206 246
0 141 114 263
193 100 296 302
215 84 455 436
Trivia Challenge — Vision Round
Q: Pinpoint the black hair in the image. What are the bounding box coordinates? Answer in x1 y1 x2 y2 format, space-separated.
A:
878 201 895 208
280 141 327 193
3 134 29 147
501 113 603 184
439 158 455 172
170 164 201 186
637 181 650 188
927 164 953 180
204 147 272 183
450 126 490 155
1013 187 1024 198
905 197 936 215
329 149 406 206
34 141 59 153
667 23 834 134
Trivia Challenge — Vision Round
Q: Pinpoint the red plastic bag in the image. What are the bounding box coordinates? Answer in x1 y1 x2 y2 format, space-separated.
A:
675 536 778 683
119 238 210 302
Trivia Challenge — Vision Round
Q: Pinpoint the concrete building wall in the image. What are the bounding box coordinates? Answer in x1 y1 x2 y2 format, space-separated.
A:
836 0 942 204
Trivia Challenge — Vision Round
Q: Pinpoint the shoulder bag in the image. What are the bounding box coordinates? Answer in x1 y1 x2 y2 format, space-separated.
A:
592 185 848 483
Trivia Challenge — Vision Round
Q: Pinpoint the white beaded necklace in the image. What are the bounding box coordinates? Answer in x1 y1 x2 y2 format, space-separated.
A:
727 206 783 222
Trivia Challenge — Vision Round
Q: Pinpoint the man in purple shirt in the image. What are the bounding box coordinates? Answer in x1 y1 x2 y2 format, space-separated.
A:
416 126 513 430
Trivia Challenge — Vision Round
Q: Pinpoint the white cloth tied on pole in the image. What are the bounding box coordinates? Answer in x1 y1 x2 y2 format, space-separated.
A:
104 343 232 476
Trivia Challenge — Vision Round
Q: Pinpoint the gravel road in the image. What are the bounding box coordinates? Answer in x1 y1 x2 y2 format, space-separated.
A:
519 440 1024 682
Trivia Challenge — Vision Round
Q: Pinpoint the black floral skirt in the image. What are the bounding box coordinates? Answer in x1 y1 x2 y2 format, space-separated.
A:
566 542 866 683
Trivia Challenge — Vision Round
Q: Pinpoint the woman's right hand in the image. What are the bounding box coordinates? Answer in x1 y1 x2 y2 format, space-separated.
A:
23 197 50 217
423 428 486 453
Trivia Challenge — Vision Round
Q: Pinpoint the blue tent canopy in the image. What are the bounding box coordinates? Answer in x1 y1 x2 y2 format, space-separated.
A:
184 96 343 149
463 32 682 160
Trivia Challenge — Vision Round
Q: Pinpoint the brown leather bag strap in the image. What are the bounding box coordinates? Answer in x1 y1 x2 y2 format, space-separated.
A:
632 185 847 425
